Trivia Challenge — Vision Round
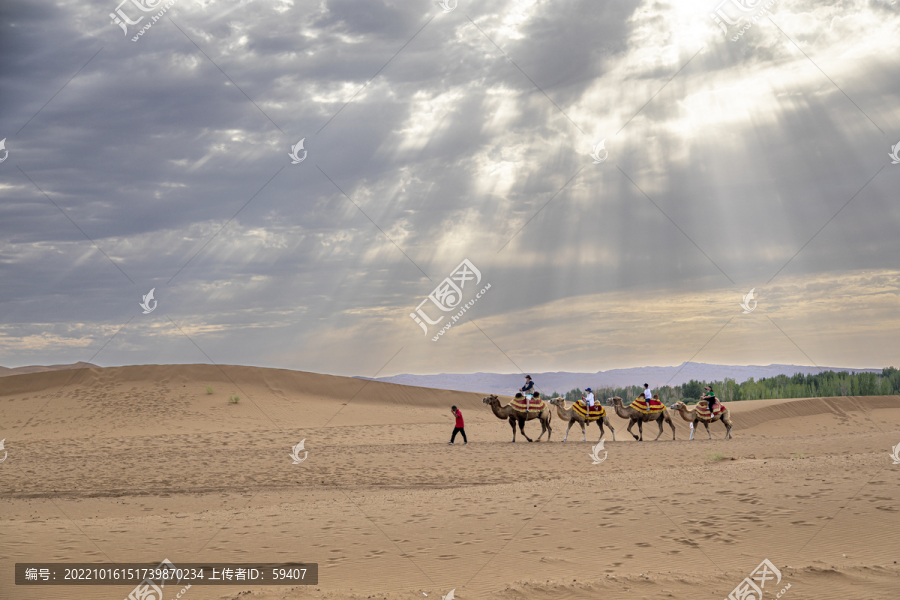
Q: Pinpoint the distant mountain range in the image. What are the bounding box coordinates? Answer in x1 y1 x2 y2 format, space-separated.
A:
1 362 881 395
371 362 881 396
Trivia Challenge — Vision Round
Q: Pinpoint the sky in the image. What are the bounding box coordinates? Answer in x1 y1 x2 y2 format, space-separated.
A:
1 0 899 378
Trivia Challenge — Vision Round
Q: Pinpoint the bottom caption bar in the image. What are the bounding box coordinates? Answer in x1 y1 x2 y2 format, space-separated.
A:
16 561 318 586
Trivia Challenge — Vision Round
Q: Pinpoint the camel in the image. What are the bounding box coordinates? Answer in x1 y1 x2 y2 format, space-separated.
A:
482 394 552 442
549 397 615 442
670 400 733 440
608 396 676 441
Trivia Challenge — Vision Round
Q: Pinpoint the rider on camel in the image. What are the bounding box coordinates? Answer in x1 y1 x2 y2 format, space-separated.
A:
520 375 535 396
702 386 720 413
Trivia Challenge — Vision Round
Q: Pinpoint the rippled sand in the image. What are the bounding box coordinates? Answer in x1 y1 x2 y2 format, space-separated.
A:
1 364 898 599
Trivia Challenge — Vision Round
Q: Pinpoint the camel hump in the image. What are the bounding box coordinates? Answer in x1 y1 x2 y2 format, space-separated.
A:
509 397 547 413
572 400 606 420
697 400 726 420
631 398 666 414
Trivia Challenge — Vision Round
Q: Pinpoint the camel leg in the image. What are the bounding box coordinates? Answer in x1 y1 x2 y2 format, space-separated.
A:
668 416 676 440
563 420 574 442
604 416 616 441
627 419 639 441
536 416 548 442
653 415 664 441
723 417 733 439
519 418 534 442
508 417 517 442
580 421 587 442
637 420 644 441
689 420 696 441
704 421 712 440
542 416 552 442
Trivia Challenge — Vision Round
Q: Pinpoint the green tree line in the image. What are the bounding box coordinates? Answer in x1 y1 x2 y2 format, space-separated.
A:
551 367 900 405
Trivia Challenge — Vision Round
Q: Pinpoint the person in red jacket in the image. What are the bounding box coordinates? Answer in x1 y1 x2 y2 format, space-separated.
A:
449 405 467 445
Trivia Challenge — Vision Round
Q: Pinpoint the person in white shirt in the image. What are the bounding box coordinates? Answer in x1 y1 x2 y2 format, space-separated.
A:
643 383 652 403
584 388 595 407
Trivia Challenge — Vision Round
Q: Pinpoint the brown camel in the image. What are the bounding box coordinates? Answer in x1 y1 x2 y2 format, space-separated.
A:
608 396 676 441
670 400 733 440
549 397 615 442
482 394 552 442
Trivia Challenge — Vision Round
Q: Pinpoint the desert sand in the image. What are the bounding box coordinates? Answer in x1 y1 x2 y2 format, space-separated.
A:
1 364 899 600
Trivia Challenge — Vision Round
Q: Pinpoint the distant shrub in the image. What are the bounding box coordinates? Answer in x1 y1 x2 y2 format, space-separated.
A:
206 386 214 394
228 394 239 404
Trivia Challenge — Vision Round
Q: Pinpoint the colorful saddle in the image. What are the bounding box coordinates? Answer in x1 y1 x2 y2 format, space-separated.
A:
630 398 666 414
696 400 726 421
509 396 547 413
572 400 606 421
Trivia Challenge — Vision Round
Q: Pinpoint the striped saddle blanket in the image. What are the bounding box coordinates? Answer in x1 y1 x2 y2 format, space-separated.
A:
630 398 666 414
572 401 606 421
509 397 547 413
696 401 726 421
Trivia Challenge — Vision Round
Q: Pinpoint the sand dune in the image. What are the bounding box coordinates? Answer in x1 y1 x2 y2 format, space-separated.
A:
1 364 899 599
0 362 98 377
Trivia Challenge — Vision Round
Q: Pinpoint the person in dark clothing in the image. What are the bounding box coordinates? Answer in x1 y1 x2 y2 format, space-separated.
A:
449 405 467 444
520 375 535 395
702 386 719 412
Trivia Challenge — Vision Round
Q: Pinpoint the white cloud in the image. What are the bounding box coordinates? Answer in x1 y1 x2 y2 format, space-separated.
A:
0 0 897 373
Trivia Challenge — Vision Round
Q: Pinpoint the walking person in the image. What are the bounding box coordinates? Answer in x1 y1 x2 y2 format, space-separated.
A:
448 405 467 445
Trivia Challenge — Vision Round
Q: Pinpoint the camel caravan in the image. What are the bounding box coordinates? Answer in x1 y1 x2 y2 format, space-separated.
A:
481 378 732 442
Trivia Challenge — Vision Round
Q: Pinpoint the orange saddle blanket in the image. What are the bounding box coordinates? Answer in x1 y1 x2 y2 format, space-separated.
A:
509 397 547 413
572 401 606 421
696 400 726 420
630 398 666 414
